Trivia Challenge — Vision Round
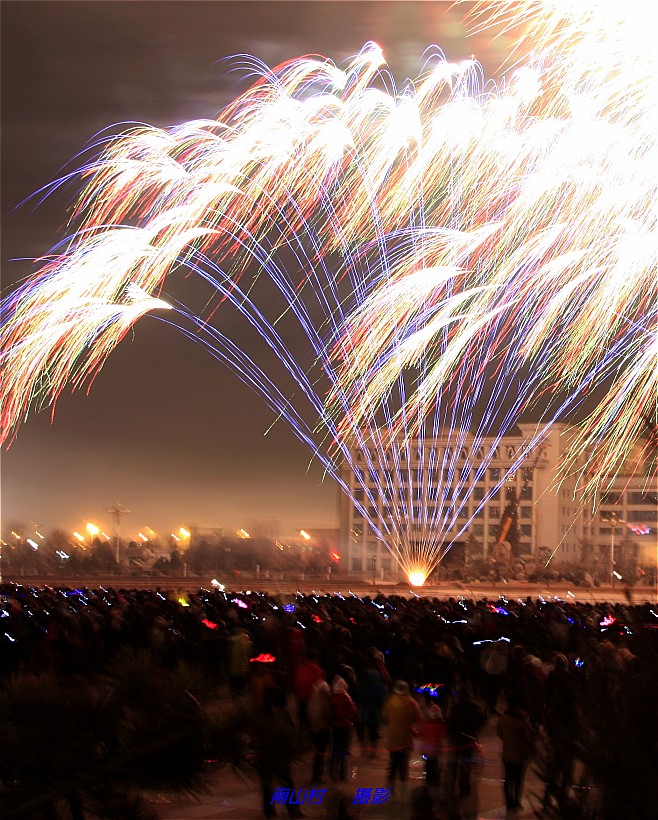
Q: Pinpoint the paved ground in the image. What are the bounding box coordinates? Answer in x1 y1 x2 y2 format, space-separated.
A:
146 712 546 820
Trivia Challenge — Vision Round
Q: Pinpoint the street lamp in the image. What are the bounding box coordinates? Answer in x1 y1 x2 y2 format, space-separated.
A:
605 512 625 588
106 503 131 565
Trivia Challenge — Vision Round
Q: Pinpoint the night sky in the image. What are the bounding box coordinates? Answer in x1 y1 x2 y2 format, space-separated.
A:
1 1 511 540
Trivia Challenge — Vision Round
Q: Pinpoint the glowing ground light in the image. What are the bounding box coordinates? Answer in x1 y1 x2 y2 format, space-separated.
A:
408 571 427 587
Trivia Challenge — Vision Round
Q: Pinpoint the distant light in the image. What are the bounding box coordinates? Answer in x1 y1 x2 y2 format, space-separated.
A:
177 596 190 607
300 530 311 541
73 531 84 542
56 550 70 560
138 532 149 542
627 523 651 535
415 683 445 698
101 532 110 540
35 531 44 539
331 551 341 562
250 653 276 663
231 598 248 609
210 578 225 591
179 527 191 539
171 533 180 541
613 571 622 580
27 539 39 550
86 523 100 537
237 529 250 539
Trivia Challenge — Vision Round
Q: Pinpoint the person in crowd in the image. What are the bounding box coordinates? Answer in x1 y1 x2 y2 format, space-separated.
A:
542 654 578 808
329 675 358 782
417 702 446 790
444 685 486 800
357 657 387 759
227 624 253 697
409 785 442 820
249 684 305 819
382 680 423 793
294 650 325 733
496 698 538 811
480 640 509 715
307 678 332 783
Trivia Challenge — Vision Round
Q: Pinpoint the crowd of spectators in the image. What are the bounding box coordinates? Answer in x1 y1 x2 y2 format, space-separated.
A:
1 583 657 818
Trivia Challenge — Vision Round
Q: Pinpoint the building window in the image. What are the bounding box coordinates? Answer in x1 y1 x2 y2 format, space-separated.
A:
381 558 392 571
489 468 501 482
488 525 499 537
627 510 658 523
351 558 363 572
521 485 533 500
473 486 485 500
600 491 622 505
520 506 532 519
628 492 654 504
472 524 484 536
521 524 532 536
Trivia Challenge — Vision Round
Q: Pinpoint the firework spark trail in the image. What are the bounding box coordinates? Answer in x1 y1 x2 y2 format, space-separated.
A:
1 2 655 579
0 281 171 444
333 2 657 494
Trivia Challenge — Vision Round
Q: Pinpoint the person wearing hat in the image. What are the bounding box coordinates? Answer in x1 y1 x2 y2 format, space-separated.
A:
382 680 423 792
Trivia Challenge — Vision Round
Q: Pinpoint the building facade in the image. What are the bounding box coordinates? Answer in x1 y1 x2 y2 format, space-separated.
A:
339 423 588 580
581 465 658 583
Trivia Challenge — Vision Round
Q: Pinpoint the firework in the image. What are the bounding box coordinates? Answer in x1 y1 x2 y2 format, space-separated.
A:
2 2 655 583
1 275 171 445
